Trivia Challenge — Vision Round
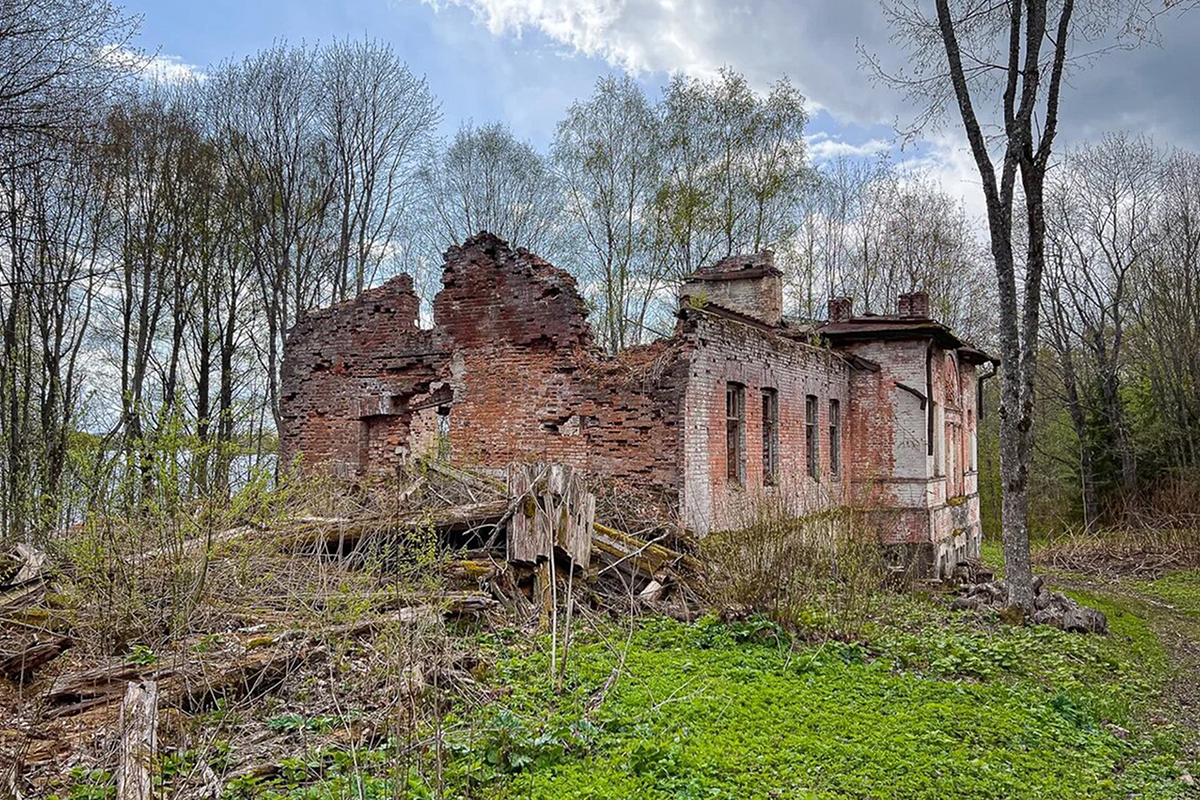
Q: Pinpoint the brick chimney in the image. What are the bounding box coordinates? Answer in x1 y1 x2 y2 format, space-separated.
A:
898 291 930 318
679 251 782 326
828 296 853 322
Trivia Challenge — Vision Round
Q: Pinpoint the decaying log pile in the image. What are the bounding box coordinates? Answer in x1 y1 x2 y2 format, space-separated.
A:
284 499 510 552
0 635 73 683
40 644 311 719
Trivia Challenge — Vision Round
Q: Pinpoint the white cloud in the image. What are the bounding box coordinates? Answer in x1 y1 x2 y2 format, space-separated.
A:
101 45 206 83
419 0 898 121
806 133 891 161
422 0 723 79
417 0 1200 234
892 133 989 224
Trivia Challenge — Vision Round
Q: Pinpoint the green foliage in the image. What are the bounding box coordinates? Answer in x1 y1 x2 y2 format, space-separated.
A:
51 768 114 800
413 608 1188 800
445 709 598 778
1128 570 1200 619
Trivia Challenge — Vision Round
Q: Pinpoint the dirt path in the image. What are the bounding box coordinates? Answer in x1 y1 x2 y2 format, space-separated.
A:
1052 570 1200 757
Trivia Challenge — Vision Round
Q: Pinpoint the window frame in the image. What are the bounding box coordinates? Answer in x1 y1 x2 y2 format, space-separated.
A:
726 383 746 486
829 398 841 478
761 388 779 486
805 394 819 480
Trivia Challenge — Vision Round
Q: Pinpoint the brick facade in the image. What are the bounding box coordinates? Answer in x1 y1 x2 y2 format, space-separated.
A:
280 233 995 577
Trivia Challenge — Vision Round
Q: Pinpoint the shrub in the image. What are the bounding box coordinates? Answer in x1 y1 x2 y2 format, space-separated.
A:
701 492 889 638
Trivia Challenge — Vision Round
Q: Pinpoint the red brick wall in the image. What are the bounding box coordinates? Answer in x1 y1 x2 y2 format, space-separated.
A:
679 310 852 534
279 274 446 477
281 234 689 500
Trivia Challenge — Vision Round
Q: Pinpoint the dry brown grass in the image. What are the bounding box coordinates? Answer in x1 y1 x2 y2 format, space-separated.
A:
0 464 513 799
1034 525 1200 578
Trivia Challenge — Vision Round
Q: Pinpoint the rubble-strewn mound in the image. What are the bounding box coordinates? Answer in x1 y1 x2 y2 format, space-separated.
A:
949 564 1108 633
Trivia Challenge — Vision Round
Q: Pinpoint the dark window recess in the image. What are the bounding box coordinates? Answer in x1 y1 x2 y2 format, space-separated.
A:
829 399 841 478
436 407 451 462
726 383 746 486
762 389 778 485
926 347 935 457
806 394 819 479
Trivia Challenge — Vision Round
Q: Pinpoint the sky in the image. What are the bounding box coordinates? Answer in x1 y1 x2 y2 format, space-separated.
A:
121 0 1200 221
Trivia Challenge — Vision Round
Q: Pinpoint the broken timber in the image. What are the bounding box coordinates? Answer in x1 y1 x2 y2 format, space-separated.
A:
116 681 157 800
285 499 509 551
506 463 594 569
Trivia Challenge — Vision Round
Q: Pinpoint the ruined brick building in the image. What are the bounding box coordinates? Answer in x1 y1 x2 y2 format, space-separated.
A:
280 233 996 576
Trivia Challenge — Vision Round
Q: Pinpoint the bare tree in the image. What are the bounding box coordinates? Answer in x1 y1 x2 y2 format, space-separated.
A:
655 69 809 283
872 0 1186 610
1044 134 1159 507
425 121 562 257
0 0 139 159
321 37 439 299
553 76 664 353
210 43 335 429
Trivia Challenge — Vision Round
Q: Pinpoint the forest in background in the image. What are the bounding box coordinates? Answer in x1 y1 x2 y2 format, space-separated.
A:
2 0 1199 544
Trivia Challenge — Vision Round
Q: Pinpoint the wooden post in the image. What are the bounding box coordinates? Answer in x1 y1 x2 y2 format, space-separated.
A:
116 680 157 800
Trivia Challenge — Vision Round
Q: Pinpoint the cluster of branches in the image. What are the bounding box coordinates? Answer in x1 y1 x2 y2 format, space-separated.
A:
425 71 813 353
788 157 995 340
1 9 440 539
1038 134 1200 526
430 72 991 353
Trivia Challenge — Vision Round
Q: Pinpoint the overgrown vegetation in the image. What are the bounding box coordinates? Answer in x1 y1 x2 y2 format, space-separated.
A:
11 480 1199 799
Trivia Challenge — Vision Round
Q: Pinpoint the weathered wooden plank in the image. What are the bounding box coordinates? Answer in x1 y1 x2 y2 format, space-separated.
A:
506 465 540 563
116 681 157 800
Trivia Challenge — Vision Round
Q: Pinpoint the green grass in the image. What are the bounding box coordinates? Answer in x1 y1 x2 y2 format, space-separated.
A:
429 612 1188 800
137 583 1197 800
215 602 1189 800
1127 570 1200 620
171 531 1200 800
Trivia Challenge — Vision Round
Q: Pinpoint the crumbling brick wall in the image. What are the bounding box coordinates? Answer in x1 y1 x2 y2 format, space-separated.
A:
431 234 594 468
279 274 448 478
281 233 691 502
838 337 984 573
432 235 690 498
679 252 783 326
280 232 988 578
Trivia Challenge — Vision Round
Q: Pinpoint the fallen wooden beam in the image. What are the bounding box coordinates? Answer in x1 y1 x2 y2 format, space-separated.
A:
0 543 47 611
591 523 700 576
282 499 510 551
0 635 72 682
423 459 506 494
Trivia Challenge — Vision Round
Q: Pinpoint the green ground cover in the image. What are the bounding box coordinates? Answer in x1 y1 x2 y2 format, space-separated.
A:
214 595 1194 800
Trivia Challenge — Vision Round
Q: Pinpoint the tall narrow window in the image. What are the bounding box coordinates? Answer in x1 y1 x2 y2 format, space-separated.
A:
805 394 819 479
761 389 778 485
968 410 977 471
926 348 935 457
829 399 841 478
436 407 451 462
726 383 745 485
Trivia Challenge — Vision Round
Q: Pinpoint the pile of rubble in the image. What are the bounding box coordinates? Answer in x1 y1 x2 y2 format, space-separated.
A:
949 562 1108 634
